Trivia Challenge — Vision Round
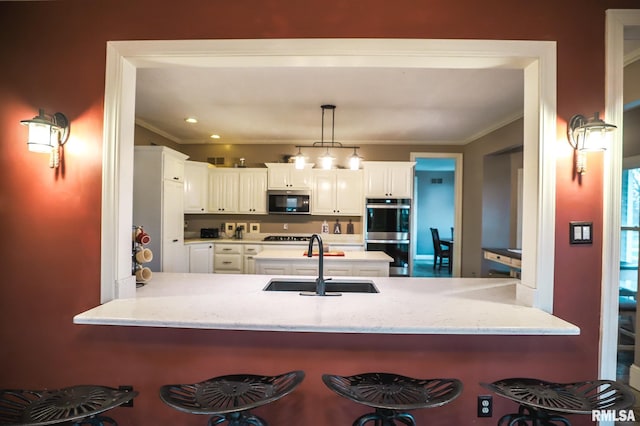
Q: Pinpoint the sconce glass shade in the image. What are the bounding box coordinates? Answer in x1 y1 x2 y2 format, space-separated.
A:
20 109 69 168
25 118 56 153
568 112 617 152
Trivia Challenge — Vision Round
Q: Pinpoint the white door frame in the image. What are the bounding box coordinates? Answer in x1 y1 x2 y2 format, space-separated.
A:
601 10 640 385
410 152 463 277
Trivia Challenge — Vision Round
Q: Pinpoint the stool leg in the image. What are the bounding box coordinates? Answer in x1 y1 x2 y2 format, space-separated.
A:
353 412 380 425
72 416 118 426
243 414 268 426
208 414 227 425
392 412 416 426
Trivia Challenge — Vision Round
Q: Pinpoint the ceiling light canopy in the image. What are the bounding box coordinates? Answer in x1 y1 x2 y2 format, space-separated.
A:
294 104 363 170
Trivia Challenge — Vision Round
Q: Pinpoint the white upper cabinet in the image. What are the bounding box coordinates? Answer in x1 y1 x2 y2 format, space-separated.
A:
363 161 415 198
312 169 362 215
162 151 186 183
184 161 211 213
238 169 268 214
208 169 240 213
265 163 313 189
207 168 267 214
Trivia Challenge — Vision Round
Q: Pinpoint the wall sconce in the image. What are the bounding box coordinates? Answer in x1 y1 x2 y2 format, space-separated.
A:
567 112 616 174
20 108 70 168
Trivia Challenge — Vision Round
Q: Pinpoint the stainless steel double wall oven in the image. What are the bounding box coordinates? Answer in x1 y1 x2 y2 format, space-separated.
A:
364 198 412 277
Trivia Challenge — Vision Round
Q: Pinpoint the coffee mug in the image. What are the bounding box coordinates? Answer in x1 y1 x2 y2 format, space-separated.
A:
135 248 153 263
136 231 151 245
135 266 152 283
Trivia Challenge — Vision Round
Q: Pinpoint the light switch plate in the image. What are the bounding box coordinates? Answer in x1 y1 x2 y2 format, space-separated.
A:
569 221 593 244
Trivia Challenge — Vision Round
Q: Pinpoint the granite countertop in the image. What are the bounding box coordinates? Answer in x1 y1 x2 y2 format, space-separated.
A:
254 250 392 262
73 274 580 336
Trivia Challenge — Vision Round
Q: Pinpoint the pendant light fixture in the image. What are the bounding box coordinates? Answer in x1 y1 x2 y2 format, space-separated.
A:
294 104 363 170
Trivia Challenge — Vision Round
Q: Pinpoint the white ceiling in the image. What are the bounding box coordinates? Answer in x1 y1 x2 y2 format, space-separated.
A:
134 34 640 147
135 66 525 146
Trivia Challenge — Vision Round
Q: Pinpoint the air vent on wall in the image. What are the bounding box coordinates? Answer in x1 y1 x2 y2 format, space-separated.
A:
431 178 443 184
207 157 225 166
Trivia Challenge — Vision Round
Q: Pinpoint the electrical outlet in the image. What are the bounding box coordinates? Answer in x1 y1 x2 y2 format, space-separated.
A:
119 385 135 407
477 395 492 417
283 223 288 230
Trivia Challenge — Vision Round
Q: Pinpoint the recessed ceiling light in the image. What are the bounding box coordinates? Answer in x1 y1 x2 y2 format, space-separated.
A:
184 117 198 124
210 134 221 139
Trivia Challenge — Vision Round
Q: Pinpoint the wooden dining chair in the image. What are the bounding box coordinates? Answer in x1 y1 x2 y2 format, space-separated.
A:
430 228 451 271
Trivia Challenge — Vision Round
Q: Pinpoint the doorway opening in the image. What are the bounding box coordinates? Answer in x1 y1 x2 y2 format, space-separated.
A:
411 152 462 277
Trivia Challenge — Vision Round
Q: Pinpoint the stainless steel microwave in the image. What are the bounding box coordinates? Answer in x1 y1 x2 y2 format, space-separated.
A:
267 190 311 214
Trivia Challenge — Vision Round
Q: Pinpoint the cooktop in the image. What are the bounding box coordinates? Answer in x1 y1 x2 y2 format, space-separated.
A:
263 235 311 242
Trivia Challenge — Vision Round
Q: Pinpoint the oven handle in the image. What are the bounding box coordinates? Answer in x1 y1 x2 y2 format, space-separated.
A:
366 204 411 209
366 239 410 244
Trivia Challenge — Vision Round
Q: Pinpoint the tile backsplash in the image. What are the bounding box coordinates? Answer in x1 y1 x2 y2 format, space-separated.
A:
184 214 361 236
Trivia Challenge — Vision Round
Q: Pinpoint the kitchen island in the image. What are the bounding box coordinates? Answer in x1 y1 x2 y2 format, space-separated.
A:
253 249 393 277
74 273 579 335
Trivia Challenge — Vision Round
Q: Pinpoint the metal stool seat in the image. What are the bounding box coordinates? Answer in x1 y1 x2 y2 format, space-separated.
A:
0 385 138 425
481 378 636 425
322 373 463 426
159 371 305 425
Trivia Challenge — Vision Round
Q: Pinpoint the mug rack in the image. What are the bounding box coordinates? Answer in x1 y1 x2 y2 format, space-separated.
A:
132 225 153 286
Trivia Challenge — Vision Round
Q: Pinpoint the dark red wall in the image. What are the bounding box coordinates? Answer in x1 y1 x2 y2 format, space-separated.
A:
1 1 638 424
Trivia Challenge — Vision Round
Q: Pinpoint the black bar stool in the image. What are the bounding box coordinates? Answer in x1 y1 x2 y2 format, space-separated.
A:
322 372 463 425
0 385 138 425
481 377 636 425
159 370 304 425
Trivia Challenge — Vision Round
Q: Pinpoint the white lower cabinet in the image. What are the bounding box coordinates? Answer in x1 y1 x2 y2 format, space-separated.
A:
189 243 213 273
243 244 262 274
214 243 243 274
255 257 389 277
352 263 389 277
255 262 291 275
292 265 319 276
325 265 352 276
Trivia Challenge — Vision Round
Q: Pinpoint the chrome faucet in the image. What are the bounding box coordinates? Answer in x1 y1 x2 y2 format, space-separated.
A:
308 233 329 296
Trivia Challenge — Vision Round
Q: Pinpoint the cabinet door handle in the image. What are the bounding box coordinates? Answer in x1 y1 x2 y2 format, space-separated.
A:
172 239 178 242
173 177 180 180
223 248 232 251
247 256 253 260
223 261 232 264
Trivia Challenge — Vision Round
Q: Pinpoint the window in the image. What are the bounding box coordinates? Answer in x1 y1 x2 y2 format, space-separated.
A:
620 167 640 292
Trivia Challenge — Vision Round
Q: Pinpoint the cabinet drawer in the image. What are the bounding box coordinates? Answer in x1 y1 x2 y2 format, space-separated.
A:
214 254 242 271
484 251 519 267
243 244 262 255
215 244 242 254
